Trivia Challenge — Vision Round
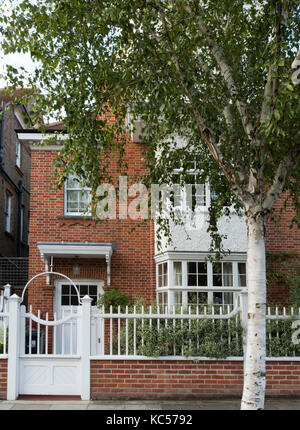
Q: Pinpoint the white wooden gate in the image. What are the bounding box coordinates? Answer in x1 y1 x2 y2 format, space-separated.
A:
18 305 82 396
19 357 82 396
6 294 92 400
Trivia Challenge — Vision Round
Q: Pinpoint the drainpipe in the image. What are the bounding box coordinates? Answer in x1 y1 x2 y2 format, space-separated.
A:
17 180 23 257
0 101 6 168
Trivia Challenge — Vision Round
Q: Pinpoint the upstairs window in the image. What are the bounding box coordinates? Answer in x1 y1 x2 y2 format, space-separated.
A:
5 191 12 233
16 141 21 168
64 175 91 216
172 155 206 211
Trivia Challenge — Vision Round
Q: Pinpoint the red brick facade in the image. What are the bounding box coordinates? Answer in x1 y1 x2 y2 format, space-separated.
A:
26 115 300 313
90 359 300 399
265 191 300 305
28 140 156 315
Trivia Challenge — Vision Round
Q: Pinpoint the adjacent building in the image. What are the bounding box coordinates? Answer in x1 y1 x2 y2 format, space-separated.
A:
0 90 33 291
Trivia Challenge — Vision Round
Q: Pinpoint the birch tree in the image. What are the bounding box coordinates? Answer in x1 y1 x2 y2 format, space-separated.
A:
1 0 299 409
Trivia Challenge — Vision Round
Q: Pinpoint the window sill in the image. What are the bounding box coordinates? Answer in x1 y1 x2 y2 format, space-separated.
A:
57 215 93 219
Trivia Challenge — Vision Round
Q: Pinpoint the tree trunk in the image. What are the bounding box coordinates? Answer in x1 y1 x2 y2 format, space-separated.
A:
241 217 266 410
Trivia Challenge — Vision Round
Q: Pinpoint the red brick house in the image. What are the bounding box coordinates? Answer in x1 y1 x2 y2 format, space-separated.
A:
15 119 300 324
16 123 155 319
0 120 297 401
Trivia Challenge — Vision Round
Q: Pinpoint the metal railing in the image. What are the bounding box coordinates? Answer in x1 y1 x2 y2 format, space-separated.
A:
0 257 28 289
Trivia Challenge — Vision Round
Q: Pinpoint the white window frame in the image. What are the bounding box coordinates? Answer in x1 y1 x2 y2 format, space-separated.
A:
155 256 247 307
172 166 208 211
64 174 92 216
16 141 21 168
157 261 168 288
54 279 104 314
5 191 12 233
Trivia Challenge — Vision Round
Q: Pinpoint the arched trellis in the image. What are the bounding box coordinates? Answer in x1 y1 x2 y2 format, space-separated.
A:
21 271 82 305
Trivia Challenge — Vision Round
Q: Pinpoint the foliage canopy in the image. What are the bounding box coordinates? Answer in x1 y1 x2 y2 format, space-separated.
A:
1 0 299 249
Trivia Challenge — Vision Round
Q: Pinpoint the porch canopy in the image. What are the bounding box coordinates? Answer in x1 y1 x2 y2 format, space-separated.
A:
37 241 116 286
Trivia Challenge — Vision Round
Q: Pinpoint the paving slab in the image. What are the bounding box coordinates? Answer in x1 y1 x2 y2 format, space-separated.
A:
10 403 51 410
49 403 88 410
124 403 163 410
0 403 14 410
87 403 126 410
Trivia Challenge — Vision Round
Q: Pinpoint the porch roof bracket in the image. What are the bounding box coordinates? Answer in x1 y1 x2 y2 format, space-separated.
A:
40 255 54 284
40 254 50 284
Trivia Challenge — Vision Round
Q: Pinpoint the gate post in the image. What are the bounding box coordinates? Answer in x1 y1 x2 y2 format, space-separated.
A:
7 294 22 400
81 295 92 400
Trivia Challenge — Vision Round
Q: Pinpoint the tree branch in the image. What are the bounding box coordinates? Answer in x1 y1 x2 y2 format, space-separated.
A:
262 156 294 211
260 1 288 125
182 1 255 141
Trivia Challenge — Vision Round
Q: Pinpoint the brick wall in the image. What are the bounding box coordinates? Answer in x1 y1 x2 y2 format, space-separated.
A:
27 121 299 313
90 359 300 399
0 358 298 400
0 359 7 399
28 139 156 315
265 191 300 305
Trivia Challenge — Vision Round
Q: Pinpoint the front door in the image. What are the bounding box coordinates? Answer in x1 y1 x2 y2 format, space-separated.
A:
54 279 104 355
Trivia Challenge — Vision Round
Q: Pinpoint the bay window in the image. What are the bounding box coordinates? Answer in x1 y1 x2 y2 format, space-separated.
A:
156 257 247 308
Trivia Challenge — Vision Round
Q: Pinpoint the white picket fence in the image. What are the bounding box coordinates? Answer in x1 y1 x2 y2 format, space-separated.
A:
1 290 300 359
1 289 300 399
91 303 244 358
266 305 300 358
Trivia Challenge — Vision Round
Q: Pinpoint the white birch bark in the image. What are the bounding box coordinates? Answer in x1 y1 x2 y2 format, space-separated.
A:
241 217 266 410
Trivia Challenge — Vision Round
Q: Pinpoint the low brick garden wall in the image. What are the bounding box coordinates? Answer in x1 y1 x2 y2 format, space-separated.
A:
0 359 7 400
91 359 300 399
0 358 299 400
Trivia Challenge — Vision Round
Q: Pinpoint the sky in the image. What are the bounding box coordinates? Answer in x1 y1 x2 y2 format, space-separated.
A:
0 0 38 88
0 52 38 88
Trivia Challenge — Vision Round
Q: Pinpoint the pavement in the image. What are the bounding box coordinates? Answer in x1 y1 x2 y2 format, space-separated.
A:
0 398 300 410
